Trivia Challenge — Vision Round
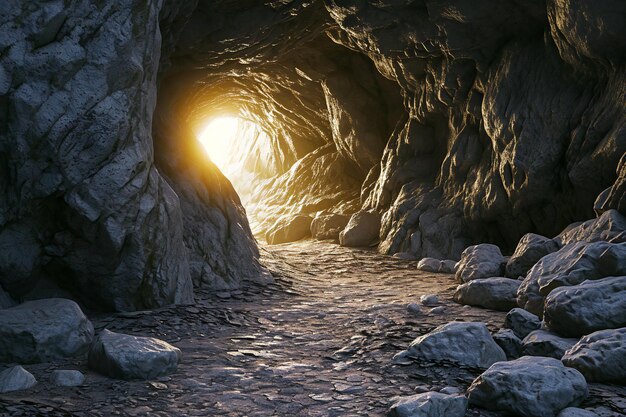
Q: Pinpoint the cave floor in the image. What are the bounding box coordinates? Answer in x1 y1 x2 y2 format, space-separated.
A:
1 240 624 417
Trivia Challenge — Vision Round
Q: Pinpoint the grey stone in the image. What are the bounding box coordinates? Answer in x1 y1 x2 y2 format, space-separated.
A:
557 407 599 417
556 210 626 246
562 327 626 384
543 276 626 337
440 260 457 274
468 356 588 417
504 308 542 339
454 277 520 311
492 328 523 359
339 211 381 247
50 370 85 387
521 330 578 359
0 286 16 309
387 391 467 417
506 233 559 279
0 366 37 393
455 244 505 283
416 258 456 274
88 329 181 380
310 213 350 240
407 303 422 315
0 298 94 363
265 215 313 244
419 294 439 306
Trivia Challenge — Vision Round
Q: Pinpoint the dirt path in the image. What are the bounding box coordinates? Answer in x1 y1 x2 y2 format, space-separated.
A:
1 241 624 416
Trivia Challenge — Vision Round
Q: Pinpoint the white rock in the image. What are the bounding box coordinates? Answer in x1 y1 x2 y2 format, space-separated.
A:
521 330 578 359
468 356 588 417
453 277 520 311
455 244 505 283
506 233 559 279
504 308 541 339
387 391 467 417
339 210 381 247
51 370 85 387
0 366 37 393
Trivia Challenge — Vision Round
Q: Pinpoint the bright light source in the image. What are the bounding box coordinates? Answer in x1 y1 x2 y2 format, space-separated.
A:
197 116 241 172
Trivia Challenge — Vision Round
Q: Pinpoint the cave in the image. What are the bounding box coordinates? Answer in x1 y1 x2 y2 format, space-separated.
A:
1 0 625 415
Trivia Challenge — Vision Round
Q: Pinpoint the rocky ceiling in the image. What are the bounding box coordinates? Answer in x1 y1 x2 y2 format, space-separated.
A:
1 0 624 311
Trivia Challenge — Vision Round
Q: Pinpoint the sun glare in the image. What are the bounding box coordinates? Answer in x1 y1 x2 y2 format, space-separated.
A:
197 116 241 172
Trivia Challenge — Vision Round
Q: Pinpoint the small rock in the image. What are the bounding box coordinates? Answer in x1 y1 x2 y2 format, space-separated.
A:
420 294 439 306
310 213 350 240
453 277 520 311
557 407 600 417
407 303 422 315
339 210 381 247
504 308 541 339
455 244 505 283
506 233 559 279
387 391 467 417
521 330 578 359
439 386 462 395
492 329 523 359
0 366 37 393
467 356 588 417
265 215 313 244
428 306 446 314
440 260 457 274
417 258 442 273
50 370 84 387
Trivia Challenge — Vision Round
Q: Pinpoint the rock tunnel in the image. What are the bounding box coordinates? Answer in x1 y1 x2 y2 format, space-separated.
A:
1 0 625 313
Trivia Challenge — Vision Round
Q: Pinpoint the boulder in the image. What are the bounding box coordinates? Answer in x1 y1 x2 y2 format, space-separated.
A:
310 213 350 240
506 233 559 279
517 241 626 316
562 328 626 384
387 391 467 417
455 244 505 283
543 276 626 337
557 408 599 417
51 370 85 387
88 329 181 380
492 328 523 359
0 366 37 393
417 258 457 274
521 330 578 359
419 294 439 306
504 308 542 339
439 260 457 274
339 210 381 247
0 298 94 363
0 286 16 309
556 210 626 246
400 322 506 369
454 277 520 311
467 356 588 417
265 215 313 244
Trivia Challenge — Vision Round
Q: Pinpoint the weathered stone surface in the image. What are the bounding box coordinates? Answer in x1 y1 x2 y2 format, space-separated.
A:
492 328 523 360
0 366 37 394
598 154 626 216
521 330 578 359
454 277 520 311
467 356 588 417
88 329 181 380
455 244 505 284
417 258 456 274
0 286 16 309
401 322 506 369
50 370 85 387
339 211 381 247
506 233 559 279
0 299 94 363
419 294 439 306
311 213 350 240
557 407 599 417
543 276 626 337
556 210 626 246
504 308 542 339
562 328 626 384
387 392 467 417
265 215 313 245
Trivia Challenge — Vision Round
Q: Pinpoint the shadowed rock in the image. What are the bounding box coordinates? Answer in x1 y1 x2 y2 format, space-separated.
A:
521 330 578 359
506 233 559 279
455 244 505 284
340 211 381 247
266 215 313 244
0 366 37 394
311 213 350 240
454 277 520 311
504 308 542 339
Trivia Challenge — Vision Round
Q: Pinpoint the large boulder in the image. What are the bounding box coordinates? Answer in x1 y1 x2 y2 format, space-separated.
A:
310 213 350 240
504 308 542 339
0 298 94 363
0 366 37 393
453 277 520 311
543 276 626 337
339 210 381 247
88 329 181 380
556 210 626 246
265 215 313 244
506 233 559 279
455 244 505 283
517 241 626 316
562 328 626 384
467 356 588 417
521 330 578 359
387 391 467 417
399 322 506 369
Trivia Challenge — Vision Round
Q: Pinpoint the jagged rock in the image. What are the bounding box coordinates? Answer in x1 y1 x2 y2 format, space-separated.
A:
517 241 626 316
0 298 94 363
467 356 588 417
417 258 456 274
0 366 37 393
562 328 626 384
504 308 542 339
492 328 523 359
387 391 467 417
556 210 626 246
455 244 505 284
454 277 520 311
521 330 578 359
339 210 381 247
557 408 599 417
399 322 506 369
88 329 181 380
50 370 85 387
265 215 313 244
506 233 559 279
543 276 626 337
310 213 350 240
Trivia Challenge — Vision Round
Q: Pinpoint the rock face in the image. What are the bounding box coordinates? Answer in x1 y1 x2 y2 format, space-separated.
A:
401 322 506 369
504 308 542 339
339 211 381 247
455 245 505 283
562 328 626 384
506 233 559 279
521 330 578 359
0 299 94 363
311 214 350 240
387 392 467 417
0 366 37 394
88 330 181 380
453 277 520 311
265 215 313 244
467 356 588 417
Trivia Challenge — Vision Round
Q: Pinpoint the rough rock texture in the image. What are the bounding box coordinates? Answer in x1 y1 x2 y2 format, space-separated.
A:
50 370 85 387
506 233 559 279
455 244 505 283
0 298 94 364
88 329 181 380
453 277 520 311
0 366 37 394
556 210 626 246
504 308 542 339
492 329 523 360
387 392 467 417
562 328 626 384
311 213 350 240
467 356 588 417
339 211 381 247
400 322 506 369
417 258 456 274
0 286 16 309
265 215 313 245
521 330 578 359
543 276 626 337
557 408 599 417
